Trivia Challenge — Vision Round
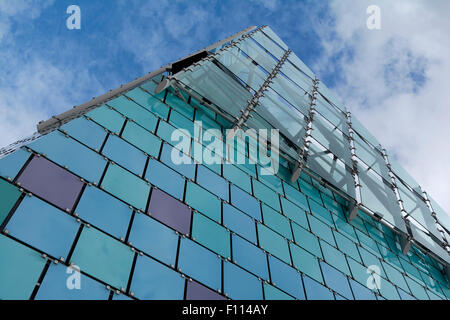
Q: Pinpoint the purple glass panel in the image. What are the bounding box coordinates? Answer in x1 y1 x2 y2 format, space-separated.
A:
186 280 226 300
16 156 84 211
148 188 192 235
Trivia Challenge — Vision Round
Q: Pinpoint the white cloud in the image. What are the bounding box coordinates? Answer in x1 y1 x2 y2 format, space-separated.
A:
313 0 450 213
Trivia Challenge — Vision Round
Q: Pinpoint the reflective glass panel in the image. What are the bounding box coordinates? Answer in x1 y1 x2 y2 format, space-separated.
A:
121 121 162 157
230 185 261 221
192 212 230 259
108 96 158 132
60 117 107 151
0 179 21 225
257 224 291 264
268 255 305 300
232 234 269 280
223 203 257 243
102 135 147 176
86 105 125 134
146 159 185 200
0 147 30 180
196 165 228 201
185 182 221 222
224 261 262 300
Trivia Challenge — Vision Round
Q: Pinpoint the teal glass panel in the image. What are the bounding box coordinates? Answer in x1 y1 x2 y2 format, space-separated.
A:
381 261 410 293
146 159 185 200
156 119 190 146
291 223 322 258
108 96 158 132
253 179 280 211
299 178 323 204
86 105 125 134
303 275 334 300
130 255 184 300
257 224 291 264
355 228 381 256
169 109 196 137
349 278 377 300
185 182 220 222
223 203 257 243
308 214 336 246
61 117 107 151
0 148 30 180
268 255 305 300
129 212 178 266
101 163 150 211
405 276 430 300
347 258 377 291
121 121 161 157
177 238 221 291
125 87 169 119
6 196 79 259
263 283 294 300
232 234 269 280
160 143 195 180
102 135 147 176
0 179 21 225
75 185 132 239
223 164 252 193
261 204 292 240
309 199 334 226
258 171 283 194
238 37 277 73
282 183 309 211
224 262 262 300
358 247 386 278
36 263 109 300
165 91 195 120
0 234 46 300
140 79 166 101
230 185 261 221
320 240 350 276
280 197 308 229
333 231 361 263
320 262 353 300
70 227 134 290
29 131 107 183
333 215 359 242
322 194 345 219
192 212 230 259
378 277 401 300
290 243 323 283
196 165 229 201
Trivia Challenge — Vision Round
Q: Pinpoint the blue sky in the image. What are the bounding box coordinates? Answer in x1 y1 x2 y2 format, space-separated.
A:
1 0 449 214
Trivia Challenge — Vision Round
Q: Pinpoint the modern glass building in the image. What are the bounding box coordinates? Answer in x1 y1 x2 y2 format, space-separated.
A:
0 25 449 300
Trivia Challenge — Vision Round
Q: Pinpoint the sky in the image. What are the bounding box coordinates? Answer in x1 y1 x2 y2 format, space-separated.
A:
0 0 449 214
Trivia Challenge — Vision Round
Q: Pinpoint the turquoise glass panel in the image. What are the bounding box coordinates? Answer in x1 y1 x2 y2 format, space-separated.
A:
102 135 147 176
257 224 290 264
192 212 230 259
381 260 410 293
224 262 262 300
223 203 257 243
223 164 252 193
320 240 351 276
230 185 261 221
232 234 269 280
261 204 292 240
160 143 195 180
0 179 21 225
86 105 125 134
121 121 161 157
196 165 229 201
333 231 361 263
125 87 169 119
291 223 322 258
146 159 185 200
290 243 323 283
29 131 107 183
61 117 107 150
101 163 150 211
309 199 334 226
349 278 377 300
280 197 308 229
268 255 305 300
283 183 309 211
70 227 134 290
263 283 294 300
308 214 336 246
185 182 220 222
253 179 280 211
128 212 178 266
108 96 158 132
378 277 401 300
165 92 195 120
320 262 353 300
0 234 46 300
0 148 30 180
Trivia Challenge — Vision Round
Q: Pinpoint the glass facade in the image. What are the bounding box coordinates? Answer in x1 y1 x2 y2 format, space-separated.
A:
0 25 449 301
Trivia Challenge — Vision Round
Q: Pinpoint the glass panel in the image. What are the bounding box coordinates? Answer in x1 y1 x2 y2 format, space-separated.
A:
60 117 107 151
263 283 294 300
185 182 221 222
378 277 401 300
320 240 351 276
237 36 278 72
254 180 280 212
6 196 79 259
280 60 314 94
303 275 334 300
0 179 21 225
261 204 292 240
196 165 229 201
223 203 257 243
309 199 334 226
75 185 132 239
320 262 353 300
382 260 410 294
291 223 322 258
0 234 46 300
71 227 134 290
0 147 30 180
17 156 84 211
140 78 166 101
354 134 390 181
282 185 309 211
148 188 192 236
268 255 305 300
168 109 196 138
223 164 252 194
29 131 107 183
129 212 178 266
125 87 169 119
36 263 109 300
317 81 347 113
230 185 261 221
146 159 185 200
258 223 291 264
101 163 150 211
405 275 430 300
165 91 195 120
290 242 323 283
350 114 381 150
86 105 125 134
333 231 361 263
349 278 377 300
287 51 315 79
160 143 195 180
223 261 262 300
262 26 289 50
108 96 158 132
192 212 230 259
186 280 225 300
130 255 184 300
232 234 269 280
251 30 285 59
410 223 450 264
177 238 221 291
315 95 348 133
121 121 162 157
102 135 147 176
268 76 310 119
308 214 336 246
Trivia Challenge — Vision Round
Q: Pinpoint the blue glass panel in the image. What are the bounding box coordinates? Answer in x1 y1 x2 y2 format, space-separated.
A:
320 240 351 276
6 196 79 259
121 121 162 157
223 204 257 243
177 238 221 291
0 148 30 180
232 234 269 280
192 212 230 259
253 179 280 211
261 204 293 240
185 182 221 222
36 263 109 300
86 105 125 134
159 143 195 180
258 224 291 264
268 255 305 300
230 185 261 221
283 182 309 211
129 212 178 266
290 243 323 283
146 159 185 200
223 262 262 300
223 164 252 193
320 262 353 300
280 197 308 229
102 135 147 176
349 278 377 300
303 275 334 300
333 231 361 263
61 117 107 150
130 255 184 300
291 223 322 258
263 283 294 300
308 214 336 246
75 185 132 239
196 165 229 201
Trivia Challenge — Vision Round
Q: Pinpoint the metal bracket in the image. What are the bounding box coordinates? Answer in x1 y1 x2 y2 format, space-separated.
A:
400 233 412 255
